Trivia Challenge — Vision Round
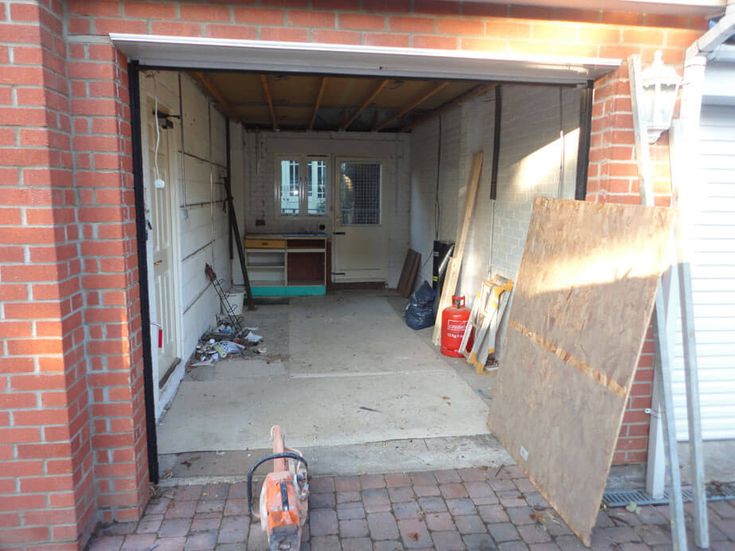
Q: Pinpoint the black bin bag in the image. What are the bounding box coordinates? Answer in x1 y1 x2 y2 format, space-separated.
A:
405 281 437 330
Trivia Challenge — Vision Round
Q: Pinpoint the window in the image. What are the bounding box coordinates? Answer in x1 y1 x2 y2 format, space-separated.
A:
278 157 327 216
338 161 381 225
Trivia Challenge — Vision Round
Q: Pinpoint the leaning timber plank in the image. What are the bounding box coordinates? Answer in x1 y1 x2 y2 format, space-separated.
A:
398 249 421 298
432 151 484 345
488 197 673 546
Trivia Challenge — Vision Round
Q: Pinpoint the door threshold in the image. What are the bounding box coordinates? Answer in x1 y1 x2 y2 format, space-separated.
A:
157 434 513 485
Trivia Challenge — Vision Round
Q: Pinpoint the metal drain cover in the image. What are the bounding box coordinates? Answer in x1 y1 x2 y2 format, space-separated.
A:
603 482 735 507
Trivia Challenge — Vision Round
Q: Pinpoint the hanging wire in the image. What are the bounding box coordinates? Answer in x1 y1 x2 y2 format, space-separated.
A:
434 115 442 241
154 95 161 184
557 87 566 198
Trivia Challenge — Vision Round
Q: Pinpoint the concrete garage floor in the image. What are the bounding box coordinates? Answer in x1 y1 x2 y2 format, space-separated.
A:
157 291 512 481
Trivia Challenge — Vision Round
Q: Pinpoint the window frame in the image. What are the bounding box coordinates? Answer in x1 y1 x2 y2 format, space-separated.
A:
275 155 329 218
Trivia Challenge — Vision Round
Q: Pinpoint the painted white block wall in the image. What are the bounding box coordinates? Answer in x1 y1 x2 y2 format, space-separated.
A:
409 84 580 332
241 131 411 287
140 70 236 418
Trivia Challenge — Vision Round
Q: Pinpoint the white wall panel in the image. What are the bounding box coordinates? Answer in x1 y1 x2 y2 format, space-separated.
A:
672 103 735 441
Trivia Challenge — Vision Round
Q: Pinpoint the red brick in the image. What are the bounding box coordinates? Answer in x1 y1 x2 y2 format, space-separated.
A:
234 7 284 25
263 24 316 41
437 18 484 35
363 33 410 48
124 2 176 19
205 24 258 40
389 16 435 33
339 13 386 31
288 10 335 28
180 3 231 22
150 21 203 36
311 29 361 44
94 17 147 34
13 409 68 426
10 3 40 22
412 35 458 49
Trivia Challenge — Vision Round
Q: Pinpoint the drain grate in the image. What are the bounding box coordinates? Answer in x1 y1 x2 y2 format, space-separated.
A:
603 482 735 507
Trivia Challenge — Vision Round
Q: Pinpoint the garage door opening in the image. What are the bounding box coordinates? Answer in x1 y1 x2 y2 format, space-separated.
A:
122 38 598 481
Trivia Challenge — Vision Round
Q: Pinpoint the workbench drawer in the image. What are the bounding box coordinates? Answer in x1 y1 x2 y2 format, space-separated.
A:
244 238 286 249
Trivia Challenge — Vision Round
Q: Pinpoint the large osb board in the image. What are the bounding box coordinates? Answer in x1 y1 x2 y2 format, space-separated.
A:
488 197 673 546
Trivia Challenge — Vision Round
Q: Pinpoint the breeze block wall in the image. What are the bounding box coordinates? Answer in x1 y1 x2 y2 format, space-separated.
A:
1 0 702 547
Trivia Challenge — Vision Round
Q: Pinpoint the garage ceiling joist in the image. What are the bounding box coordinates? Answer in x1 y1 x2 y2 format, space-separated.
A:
373 81 449 132
260 74 278 131
309 77 328 131
341 79 389 131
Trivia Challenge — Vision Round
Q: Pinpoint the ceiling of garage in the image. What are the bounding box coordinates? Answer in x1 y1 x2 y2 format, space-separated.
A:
189 71 493 132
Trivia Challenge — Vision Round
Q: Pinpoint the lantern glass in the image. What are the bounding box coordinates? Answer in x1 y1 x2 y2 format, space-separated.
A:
639 51 681 143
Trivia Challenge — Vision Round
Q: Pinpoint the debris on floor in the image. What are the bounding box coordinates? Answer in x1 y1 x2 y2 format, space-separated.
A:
189 317 265 367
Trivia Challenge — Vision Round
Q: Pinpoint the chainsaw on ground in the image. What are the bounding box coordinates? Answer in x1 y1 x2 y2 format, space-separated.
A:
247 426 309 551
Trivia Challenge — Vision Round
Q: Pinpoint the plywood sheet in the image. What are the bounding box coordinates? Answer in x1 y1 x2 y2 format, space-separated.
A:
488 198 673 546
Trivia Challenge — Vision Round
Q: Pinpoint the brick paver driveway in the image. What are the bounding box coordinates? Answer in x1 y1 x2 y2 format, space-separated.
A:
89 467 735 550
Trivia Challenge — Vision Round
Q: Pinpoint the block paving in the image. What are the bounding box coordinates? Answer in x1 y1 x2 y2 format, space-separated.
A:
89 466 735 550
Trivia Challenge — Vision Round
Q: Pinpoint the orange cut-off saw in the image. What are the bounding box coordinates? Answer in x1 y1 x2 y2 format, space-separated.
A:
247 426 309 550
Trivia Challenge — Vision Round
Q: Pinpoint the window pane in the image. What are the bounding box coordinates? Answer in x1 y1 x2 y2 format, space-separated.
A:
339 162 381 225
306 160 327 216
280 160 300 215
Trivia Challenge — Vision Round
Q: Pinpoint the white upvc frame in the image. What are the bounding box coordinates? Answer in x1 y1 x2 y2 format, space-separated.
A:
274 155 330 218
110 34 620 84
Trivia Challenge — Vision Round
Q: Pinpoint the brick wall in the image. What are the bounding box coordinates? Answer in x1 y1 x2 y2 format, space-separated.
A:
587 62 673 464
0 1 96 547
0 0 701 547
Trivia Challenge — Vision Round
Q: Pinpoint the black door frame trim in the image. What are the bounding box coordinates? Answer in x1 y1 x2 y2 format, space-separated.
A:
128 60 159 484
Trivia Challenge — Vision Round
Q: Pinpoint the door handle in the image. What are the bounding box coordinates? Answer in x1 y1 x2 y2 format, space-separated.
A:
333 231 346 235
153 260 163 266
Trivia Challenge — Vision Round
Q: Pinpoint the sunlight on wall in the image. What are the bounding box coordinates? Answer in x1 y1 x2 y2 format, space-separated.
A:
514 128 580 193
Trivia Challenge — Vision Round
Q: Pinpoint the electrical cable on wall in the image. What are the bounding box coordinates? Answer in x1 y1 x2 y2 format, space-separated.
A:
557 87 566 198
154 95 162 186
178 72 189 220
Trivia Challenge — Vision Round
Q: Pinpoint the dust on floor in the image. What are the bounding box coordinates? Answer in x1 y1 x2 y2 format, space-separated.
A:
157 293 493 455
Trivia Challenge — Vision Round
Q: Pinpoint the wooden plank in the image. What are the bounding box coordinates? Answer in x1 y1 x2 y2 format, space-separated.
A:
488 197 673 546
308 77 328 131
432 151 484 345
341 79 389 131
397 249 421 298
373 82 450 132
260 74 278 131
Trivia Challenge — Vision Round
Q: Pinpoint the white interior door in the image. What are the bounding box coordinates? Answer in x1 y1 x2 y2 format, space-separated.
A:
333 160 387 282
148 114 179 382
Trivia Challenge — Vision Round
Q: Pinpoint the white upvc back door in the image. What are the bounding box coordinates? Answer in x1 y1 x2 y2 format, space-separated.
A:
332 159 387 282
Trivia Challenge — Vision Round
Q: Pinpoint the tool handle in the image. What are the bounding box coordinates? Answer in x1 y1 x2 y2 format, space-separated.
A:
246 453 309 516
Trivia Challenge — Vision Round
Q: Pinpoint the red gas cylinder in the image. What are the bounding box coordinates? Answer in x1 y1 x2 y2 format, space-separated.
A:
441 295 472 358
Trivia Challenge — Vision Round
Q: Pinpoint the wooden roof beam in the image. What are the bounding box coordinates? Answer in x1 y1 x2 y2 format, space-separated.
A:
192 71 237 120
308 77 328 131
402 83 496 131
340 79 390 131
260 74 278 131
373 81 450 132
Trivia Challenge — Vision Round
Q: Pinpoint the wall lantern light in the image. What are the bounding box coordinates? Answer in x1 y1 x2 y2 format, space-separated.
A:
639 50 681 144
